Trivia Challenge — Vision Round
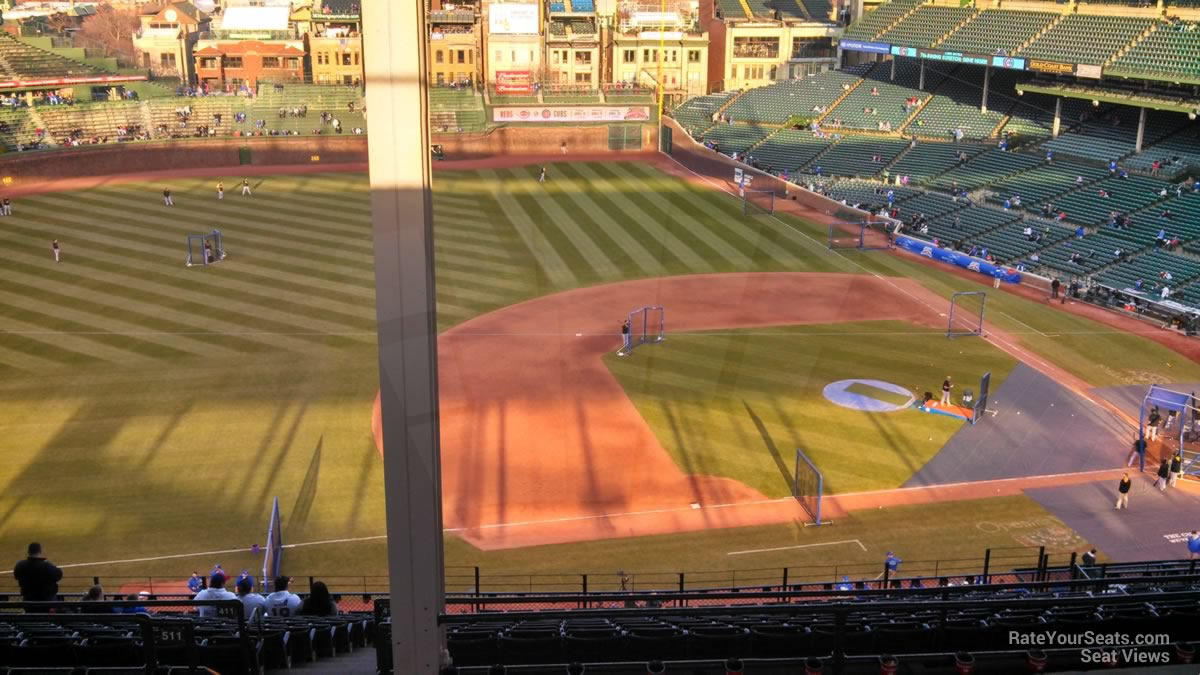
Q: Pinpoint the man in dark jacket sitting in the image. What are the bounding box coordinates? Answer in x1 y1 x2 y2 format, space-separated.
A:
14 542 63 601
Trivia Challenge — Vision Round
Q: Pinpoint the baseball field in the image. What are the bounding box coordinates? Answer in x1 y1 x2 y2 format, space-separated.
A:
2 156 1199 594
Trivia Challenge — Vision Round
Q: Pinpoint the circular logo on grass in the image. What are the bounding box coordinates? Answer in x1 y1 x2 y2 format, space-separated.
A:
823 379 915 412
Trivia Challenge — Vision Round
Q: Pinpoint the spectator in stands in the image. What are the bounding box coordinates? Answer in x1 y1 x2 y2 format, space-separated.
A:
1075 226 1084 239
1030 253 1039 264
236 576 267 621
885 552 902 574
188 572 204 593
1070 253 1083 265
300 581 339 616
194 572 237 617
1003 198 1011 211
1081 548 1098 568
14 542 62 602
998 137 1007 152
1151 160 1161 176
1098 189 1109 199
1109 159 1118 173
81 585 104 602
266 576 303 617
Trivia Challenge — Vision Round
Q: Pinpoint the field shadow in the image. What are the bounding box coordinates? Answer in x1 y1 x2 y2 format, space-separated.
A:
290 436 322 531
743 400 796 496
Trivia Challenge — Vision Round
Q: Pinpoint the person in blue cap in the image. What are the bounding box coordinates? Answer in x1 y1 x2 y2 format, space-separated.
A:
885 551 902 574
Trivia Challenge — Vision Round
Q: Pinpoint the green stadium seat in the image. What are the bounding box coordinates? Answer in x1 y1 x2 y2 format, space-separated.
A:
935 9 1058 54
876 5 977 48
1018 14 1155 66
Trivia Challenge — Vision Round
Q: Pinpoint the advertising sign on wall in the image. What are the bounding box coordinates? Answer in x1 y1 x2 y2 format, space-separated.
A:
1075 64 1103 79
839 39 892 54
991 55 1026 70
489 3 540 34
1028 59 1075 75
493 106 652 122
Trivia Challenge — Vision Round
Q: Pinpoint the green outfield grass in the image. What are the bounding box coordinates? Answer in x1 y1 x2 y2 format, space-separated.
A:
0 161 1190 583
605 322 1017 497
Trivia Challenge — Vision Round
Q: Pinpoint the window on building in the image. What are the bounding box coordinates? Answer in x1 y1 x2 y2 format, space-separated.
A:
436 50 444 64
769 66 777 79
225 56 243 68
436 72 445 85
511 50 517 62
732 36 779 59
529 50 534 63
160 53 176 68
495 50 502 62
575 72 591 83
200 57 217 69
669 50 677 62
624 49 635 62
688 49 700 63
575 51 591 65
457 49 465 64
643 48 650 62
286 57 300 69
262 56 280 68
791 37 835 59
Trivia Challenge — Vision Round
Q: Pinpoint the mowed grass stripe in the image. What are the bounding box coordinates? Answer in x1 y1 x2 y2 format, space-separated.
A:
619 163 804 269
505 172 622 280
478 169 577 288
598 163 755 269
47 191 377 272
0 271 283 355
0 312 181 364
565 163 713 272
537 167 667 275
0 237 366 351
3 212 377 325
0 287 246 358
0 334 103 369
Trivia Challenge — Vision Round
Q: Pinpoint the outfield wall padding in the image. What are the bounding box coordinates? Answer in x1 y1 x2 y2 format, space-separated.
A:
432 124 656 159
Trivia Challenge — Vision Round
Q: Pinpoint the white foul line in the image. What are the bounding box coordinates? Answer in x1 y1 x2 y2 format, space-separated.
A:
727 539 868 556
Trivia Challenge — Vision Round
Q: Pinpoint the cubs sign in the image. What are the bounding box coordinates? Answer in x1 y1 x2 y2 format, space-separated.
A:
492 106 652 123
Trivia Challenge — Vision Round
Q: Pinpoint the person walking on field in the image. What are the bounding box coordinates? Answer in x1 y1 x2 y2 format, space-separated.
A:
560 140 567 155
1154 458 1170 491
940 377 953 405
241 178 251 196
163 187 173 206
2 197 11 216
51 240 60 263
618 319 631 355
538 166 547 183
217 182 224 200
1169 451 1182 487
1115 472 1132 509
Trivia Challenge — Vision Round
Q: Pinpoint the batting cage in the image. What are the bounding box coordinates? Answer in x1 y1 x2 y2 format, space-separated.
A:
827 221 894 251
186 229 226 267
743 189 776 216
793 448 829 526
1140 385 1199 477
620 305 665 355
947 291 986 338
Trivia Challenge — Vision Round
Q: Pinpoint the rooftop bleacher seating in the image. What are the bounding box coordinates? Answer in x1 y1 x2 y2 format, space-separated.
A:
1108 20 1200 82
1018 14 1155 65
841 0 921 41
748 128 833 172
549 0 566 11
429 86 486 130
876 5 976 47
723 65 871 125
799 0 834 21
548 21 567 36
745 0 807 19
716 0 750 19
908 70 1006 140
888 141 988 182
571 0 595 11
1049 174 1169 227
0 105 40 150
672 92 736 135
0 33 109 81
986 160 1109 207
700 124 773 155
810 135 909 177
569 19 596 34
928 148 1042 191
935 9 1058 54
826 60 944 132
38 101 145 147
